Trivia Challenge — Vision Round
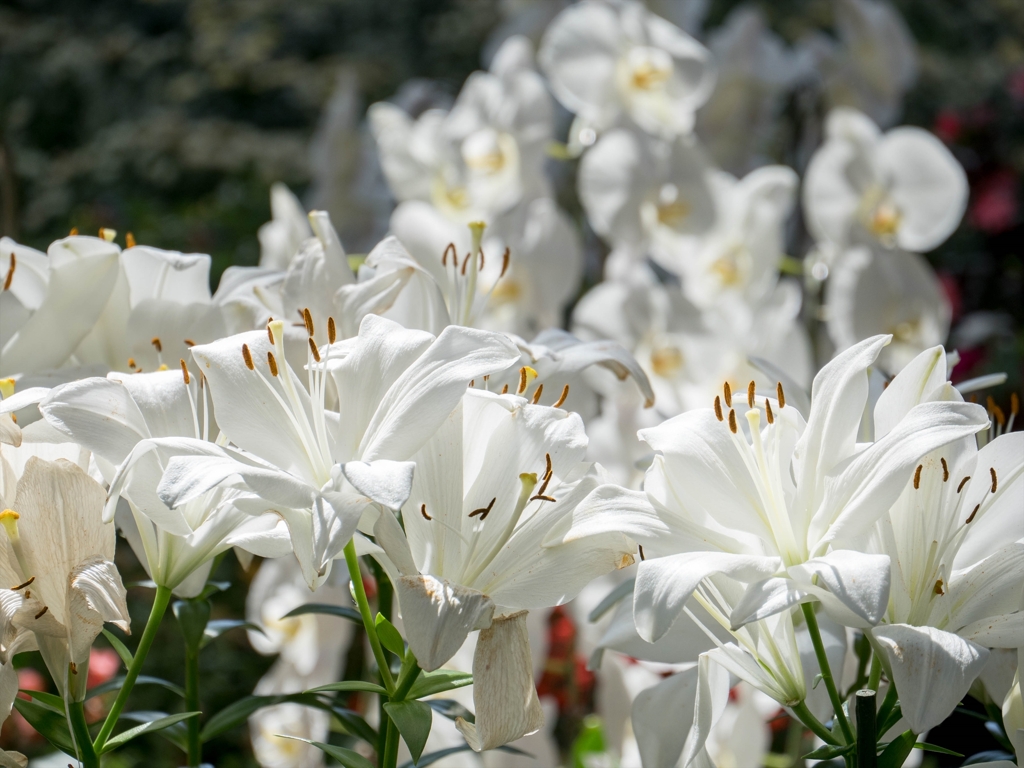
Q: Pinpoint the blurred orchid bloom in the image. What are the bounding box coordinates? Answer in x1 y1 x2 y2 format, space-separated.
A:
538 0 715 139
157 314 519 589
370 35 551 224
0 442 129 703
825 244 951 373
861 345 1023 733
803 108 968 253
0 236 121 378
577 128 715 276
560 335 989 645
31 369 289 598
366 389 635 750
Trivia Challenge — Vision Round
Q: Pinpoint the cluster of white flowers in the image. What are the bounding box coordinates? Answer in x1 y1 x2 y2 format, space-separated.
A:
0 2 1020 768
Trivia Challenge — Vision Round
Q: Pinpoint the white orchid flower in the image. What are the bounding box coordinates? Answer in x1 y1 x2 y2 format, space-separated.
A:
259 183 314 270
857 345 1023 733
0 443 129 702
33 369 289 598
365 389 635 750
538 0 715 138
560 335 989 645
0 235 121 378
803 107 968 253
577 128 715 276
157 313 520 590
825 244 951 373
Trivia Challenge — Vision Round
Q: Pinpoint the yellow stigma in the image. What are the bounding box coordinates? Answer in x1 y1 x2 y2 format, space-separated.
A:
0 378 15 400
516 366 538 395
869 203 902 237
0 510 21 542
657 200 690 227
99 228 117 242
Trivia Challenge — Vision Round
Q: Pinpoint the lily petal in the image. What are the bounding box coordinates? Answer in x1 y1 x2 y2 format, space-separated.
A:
396 575 494 672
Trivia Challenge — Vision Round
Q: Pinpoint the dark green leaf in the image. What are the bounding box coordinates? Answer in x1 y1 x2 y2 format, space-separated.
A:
878 730 916 768
277 736 375 768
197 581 231 600
963 750 1016 765
407 670 473 700
375 613 405 656
330 706 379 746
173 598 212 653
587 578 634 622
13 696 74 754
87 675 186 700
398 744 530 768
102 627 134 667
384 700 432 762
201 693 377 746
201 619 264 649
913 742 962 757
306 681 387 696
803 742 855 760
101 711 200 752
426 699 474 724
283 603 362 624
119 711 189 751
17 689 65 712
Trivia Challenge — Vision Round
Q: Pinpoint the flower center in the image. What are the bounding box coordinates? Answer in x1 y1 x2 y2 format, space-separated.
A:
650 345 684 378
626 46 673 91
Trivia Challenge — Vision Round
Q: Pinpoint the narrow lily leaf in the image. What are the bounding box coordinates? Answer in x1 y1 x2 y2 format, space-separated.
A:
427 699 474 724
119 711 189 751
201 619 266 649
102 627 134 667
17 689 65 712
878 730 917 768
803 743 855 760
913 742 963 757
282 603 362 624
88 675 186 700
397 744 530 768
201 693 324 741
306 680 387 696
384 700 432 762
277 736 375 768
588 578 635 622
406 670 474 700
13 697 74 754
375 613 406 656
101 711 200 752
330 706 379 746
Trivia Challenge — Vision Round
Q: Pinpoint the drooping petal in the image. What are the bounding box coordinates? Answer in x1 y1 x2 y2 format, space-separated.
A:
872 623 989 733
787 550 891 629
67 556 130 666
632 665 699 768
395 575 494 672
681 653 731 768
337 460 415 512
873 345 948 439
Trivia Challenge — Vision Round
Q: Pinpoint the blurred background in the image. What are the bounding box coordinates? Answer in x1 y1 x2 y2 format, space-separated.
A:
1 0 1022 764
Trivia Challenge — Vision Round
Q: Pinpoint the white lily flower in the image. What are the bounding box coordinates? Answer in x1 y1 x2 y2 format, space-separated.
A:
803 107 968 253
538 0 715 138
561 335 989 644
158 313 520 589
259 183 314 270
0 444 129 702
366 388 635 750
0 236 121 378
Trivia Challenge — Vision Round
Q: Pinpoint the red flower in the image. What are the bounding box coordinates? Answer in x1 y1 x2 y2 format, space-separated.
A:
969 169 1018 233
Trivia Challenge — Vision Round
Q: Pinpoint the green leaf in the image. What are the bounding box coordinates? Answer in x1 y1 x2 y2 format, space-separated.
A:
407 670 473 700
398 744 530 768
330 706 379 746
278 736 375 768
101 711 200 752
587 578 634 622
306 681 387 696
200 693 377 746
87 675 186 700
878 730 917 768
375 613 405 656
17 689 65 712
283 603 362 624
119 711 189 751
803 742 855 760
13 696 74 754
102 627 134 667
913 742 962 757
173 598 212 653
384 700 432 762
200 619 265 649
426 699 474 724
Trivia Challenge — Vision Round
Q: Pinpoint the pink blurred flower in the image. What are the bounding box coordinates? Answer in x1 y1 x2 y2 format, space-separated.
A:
970 169 1018 233
933 109 963 144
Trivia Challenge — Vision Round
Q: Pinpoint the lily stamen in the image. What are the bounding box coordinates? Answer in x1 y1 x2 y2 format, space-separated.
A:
531 384 544 404
776 382 786 409
421 504 432 521
3 252 15 291
956 476 970 493
12 577 34 590
747 380 755 408
242 344 254 370
267 351 279 377
913 464 923 490
714 395 723 421
553 384 569 408
940 457 949 482
469 497 497 519
303 308 314 338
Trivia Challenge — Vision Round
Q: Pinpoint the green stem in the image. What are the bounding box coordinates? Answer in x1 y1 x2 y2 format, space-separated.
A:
876 683 899 732
343 540 395 693
791 701 840 746
867 655 882 692
94 585 173 752
68 699 99 767
801 603 855 745
185 648 201 766
393 655 422 701
381 716 400 768
855 689 877 768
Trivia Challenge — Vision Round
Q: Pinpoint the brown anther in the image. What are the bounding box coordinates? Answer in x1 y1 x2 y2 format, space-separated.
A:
70 662 77 675
965 504 980 524
303 308 314 338
913 464 923 490
180 359 190 385
747 381 755 409
499 247 511 278
956 476 970 493
267 351 279 377
728 409 737 434
765 399 774 424
483 375 490 382
531 383 544 404
933 579 945 596
517 367 528 394
992 403 1006 427
1011 392 1019 416
469 497 496 519
714 396 723 421
242 344 254 371
990 467 998 494
776 382 786 409
69 227 79 236
420 504 432 521
308 337 321 363
723 381 732 404
461 252 470 276
442 242 456 267
12 577 34 591
544 453 552 480
183 339 196 347
267 325 275 345
151 337 162 353
501 383 509 394
34 606 48 620
553 384 570 409
328 316 337 345
468 379 475 388
940 457 949 482
125 232 136 248
531 494 557 503
127 357 137 369
2 252 14 291
638 544 645 561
